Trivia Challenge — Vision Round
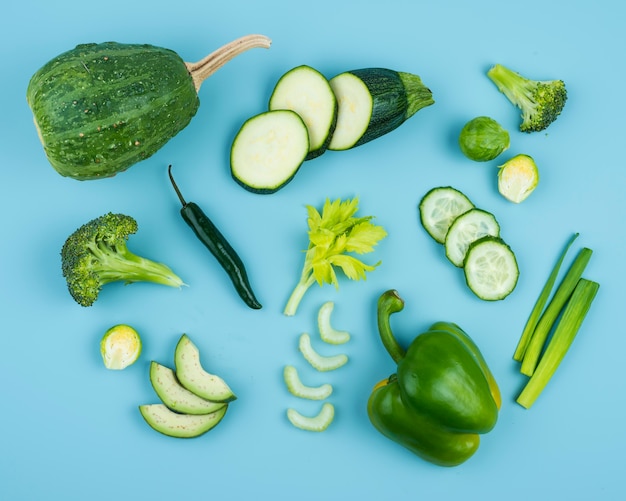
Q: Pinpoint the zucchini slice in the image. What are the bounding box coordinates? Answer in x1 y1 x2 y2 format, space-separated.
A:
328 68 434 151
419 187 475 244
230 110 309 194
174 335 236 403
463 236 519 301
444 208 501 267
149 361 226 415
269 65 337 160
139 403 227 438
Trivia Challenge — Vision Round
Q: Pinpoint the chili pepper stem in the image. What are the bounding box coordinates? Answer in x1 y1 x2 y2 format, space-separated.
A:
377 290 407 364
168 164 188 207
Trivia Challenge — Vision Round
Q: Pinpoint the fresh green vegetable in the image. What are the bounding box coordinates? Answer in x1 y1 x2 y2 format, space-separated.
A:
520 247 593 376
139 403 228 439
299 333 348 372
513 233 579 362
419 186 474 244
283 365 333 400
444 208 500 267
174 334 237 403
149 361 226 415
497 154 539 203
283 197 387 316
517 278 599 409
458 116 510 162
100 324 142 370
27 35 271 180
328 68 434 150
230 109 310 194
287 402 335 432
487 63 567 133
61 212 183 307
168 165 261 309
269 65 337 159
367 290 500 467
317 301 351 345
463 236 519 301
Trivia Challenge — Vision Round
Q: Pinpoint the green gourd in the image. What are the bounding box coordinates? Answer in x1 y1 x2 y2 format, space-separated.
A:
26 34 271 180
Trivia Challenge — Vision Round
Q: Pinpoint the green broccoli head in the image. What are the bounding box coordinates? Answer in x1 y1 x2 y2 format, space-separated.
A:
487 64 567 133
61 212 183 307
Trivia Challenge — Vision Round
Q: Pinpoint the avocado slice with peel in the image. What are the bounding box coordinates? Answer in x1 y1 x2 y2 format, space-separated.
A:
174 334 237 403
139 403 227 438
149 361 226 415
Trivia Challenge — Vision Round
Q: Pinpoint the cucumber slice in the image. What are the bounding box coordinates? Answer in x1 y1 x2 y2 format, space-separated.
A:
269 65 337 160
139 403 227 438
444 208 501 267
174 334 236 403
419 187 474 244
149 361 226 415
230 109 309 194
463 236 519 301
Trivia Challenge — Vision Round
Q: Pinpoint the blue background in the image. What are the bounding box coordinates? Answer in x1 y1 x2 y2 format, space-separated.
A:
1 1 624 499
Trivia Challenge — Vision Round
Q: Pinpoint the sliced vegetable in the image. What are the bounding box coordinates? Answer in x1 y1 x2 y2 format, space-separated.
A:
149 361 226 415
283 197 387 316
328 68 434 150
444 208 500 267
520 247 593 376
287 402 335 432
517 278 599 409
498 154 539 203
463 236 519 301
174 334 236 403
27 35 271 180
458 116 510 162
230 110 310 194
284 365 333 400
513 233 579 362
299 333 348 372
317 301 351 345
168 165 261 309
419 187 474 244
100 324 142 370
268 65 337 160
139 403 227 438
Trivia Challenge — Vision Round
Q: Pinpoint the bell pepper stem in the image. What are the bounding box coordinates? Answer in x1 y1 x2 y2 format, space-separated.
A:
377 290 407 364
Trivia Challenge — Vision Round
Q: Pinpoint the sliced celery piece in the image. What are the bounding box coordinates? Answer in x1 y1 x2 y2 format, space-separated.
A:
517 279 599 409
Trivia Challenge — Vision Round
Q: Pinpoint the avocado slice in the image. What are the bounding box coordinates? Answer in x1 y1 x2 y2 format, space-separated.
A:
174 335 237 403
149 361 226 415
139 403 227 438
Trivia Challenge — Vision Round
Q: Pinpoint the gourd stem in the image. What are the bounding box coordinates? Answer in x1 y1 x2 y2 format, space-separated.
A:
186 34 271 91
377 290 407 364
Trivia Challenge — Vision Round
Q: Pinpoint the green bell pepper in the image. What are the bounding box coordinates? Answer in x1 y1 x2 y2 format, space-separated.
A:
367 290 501 467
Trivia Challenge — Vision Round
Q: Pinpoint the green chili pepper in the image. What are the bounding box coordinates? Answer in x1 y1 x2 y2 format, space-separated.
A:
367 290 500 466
168 165 261 309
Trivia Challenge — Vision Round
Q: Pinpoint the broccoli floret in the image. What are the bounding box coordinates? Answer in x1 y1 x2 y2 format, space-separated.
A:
61 212 184 307
487 64 567 133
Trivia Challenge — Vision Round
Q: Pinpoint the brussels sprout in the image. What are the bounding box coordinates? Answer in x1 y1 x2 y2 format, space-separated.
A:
498 154 539 203
100 324 142 370
459 116 510 162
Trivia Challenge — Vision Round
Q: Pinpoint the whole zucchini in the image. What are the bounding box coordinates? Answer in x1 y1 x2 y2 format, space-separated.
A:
26 34 271 180
328 68 434 151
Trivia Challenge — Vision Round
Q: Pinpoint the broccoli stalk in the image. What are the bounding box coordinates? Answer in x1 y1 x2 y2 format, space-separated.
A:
487 64 567 133
61 212 184 306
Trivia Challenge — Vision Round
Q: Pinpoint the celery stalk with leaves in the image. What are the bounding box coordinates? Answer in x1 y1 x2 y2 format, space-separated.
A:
284 197 387 316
